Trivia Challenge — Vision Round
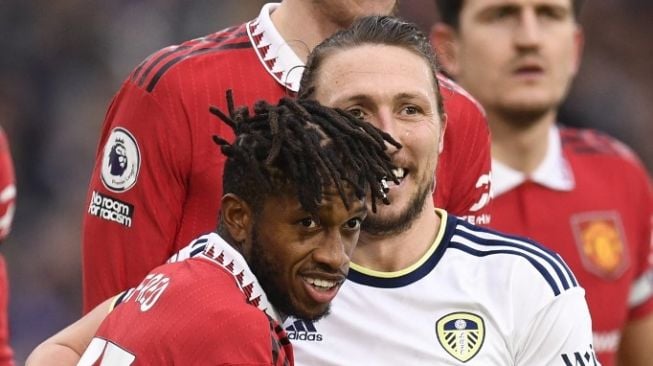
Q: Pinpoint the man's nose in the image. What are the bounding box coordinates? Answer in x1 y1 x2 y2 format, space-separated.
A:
312 231 350 271
514 9 542 50
375 109 400 154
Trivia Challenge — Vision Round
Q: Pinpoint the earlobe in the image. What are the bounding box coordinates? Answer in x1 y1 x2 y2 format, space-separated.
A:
221 194 252 244
430 23 459 77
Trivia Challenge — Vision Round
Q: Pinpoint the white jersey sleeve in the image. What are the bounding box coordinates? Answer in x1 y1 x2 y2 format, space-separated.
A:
515 287 600 366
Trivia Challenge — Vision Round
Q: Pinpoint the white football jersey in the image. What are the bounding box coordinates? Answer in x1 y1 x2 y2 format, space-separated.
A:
285 210 600 366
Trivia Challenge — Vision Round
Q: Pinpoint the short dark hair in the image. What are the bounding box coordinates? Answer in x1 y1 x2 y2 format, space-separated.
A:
299 15 445 122
435 0 585 28
211 91 400 218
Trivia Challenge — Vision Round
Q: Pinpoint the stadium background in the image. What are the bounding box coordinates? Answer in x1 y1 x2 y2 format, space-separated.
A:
1 0 651 362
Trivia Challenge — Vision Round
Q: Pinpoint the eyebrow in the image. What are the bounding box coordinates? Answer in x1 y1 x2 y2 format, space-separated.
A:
338 92 429 104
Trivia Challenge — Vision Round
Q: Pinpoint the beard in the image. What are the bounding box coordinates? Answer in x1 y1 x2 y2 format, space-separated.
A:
248 226 331 321
362 175 432 236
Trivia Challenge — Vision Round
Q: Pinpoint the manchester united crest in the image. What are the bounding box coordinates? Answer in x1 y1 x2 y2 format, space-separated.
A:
436 312 485 363
571 211 629 279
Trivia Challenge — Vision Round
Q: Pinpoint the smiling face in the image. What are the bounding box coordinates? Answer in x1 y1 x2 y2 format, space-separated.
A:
313 44 444 235
436 0 582 123
245 187 367 320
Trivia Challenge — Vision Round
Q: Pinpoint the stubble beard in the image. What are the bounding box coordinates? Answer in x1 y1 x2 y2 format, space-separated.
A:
361 175 432 237
248 226 331 321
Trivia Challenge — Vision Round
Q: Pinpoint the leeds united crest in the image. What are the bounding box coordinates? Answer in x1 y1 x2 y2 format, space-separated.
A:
436 312 485 362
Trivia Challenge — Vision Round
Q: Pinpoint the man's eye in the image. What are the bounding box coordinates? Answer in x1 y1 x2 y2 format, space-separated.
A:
344 218 362 230
347 108 366 120
299 218 318 229
404 106 419 115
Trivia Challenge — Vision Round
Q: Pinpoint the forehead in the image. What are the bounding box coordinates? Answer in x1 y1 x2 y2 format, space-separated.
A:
315 44 437 103
261 185 365 217
463 0 572 10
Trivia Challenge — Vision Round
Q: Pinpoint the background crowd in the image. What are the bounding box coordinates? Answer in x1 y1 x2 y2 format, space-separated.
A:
1 0 651 362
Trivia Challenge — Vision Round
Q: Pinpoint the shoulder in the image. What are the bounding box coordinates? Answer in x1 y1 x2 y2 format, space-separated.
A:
446 218 579 298
560 126 646 168
124 23 253 94
437 73 486 121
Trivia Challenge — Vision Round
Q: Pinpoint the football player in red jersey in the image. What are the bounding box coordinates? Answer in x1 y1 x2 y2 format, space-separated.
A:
432 0 653 365
0 128 16 366
28 96 398 365
30 16 599 366
82 0 493 313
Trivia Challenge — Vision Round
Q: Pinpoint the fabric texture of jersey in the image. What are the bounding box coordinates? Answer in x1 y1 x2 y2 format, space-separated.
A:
285 210 599 365
490 125 653 366
78 233 293 366
0 128 16 366
82 2 492 312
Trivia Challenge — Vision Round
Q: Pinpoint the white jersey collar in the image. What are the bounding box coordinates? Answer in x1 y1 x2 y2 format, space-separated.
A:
199 233 283 323
492 125 575 197
247 3 305 92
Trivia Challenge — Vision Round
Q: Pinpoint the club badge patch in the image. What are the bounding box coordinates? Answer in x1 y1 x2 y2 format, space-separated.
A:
571 211 629 279
101 127 140 193
436 312 485 363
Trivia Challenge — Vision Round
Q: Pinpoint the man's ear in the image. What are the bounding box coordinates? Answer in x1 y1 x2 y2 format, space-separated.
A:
431 23 461 78
439 113 447 154
572 25 585 76
220 193 253 244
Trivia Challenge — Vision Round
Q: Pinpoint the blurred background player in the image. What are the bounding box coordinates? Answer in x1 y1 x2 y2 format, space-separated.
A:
27 16 598 366
27 94 399 365
0 128 16 366
81 0 492 314
432 0 653 365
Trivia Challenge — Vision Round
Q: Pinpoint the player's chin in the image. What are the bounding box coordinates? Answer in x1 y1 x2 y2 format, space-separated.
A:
288 286 338 321
290 300 332 322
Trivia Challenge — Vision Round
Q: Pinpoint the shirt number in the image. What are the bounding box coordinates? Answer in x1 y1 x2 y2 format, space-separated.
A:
77 337 136 366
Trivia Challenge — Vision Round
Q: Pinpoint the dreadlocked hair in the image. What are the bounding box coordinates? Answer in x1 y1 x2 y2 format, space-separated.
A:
211 90 401 216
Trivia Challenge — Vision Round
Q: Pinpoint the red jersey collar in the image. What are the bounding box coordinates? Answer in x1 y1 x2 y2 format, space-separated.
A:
247 3 304 93
200 233 283 322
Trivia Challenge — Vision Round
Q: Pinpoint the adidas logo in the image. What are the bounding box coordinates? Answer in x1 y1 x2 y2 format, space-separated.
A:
285 319 323 342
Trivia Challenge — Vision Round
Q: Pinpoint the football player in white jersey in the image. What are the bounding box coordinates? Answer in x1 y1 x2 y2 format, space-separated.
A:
287 15 598 365
27 16 598 366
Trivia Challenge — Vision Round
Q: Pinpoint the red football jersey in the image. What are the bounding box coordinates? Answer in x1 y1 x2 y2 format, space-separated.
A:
0 128 15 366
82 4 491 312
84 238 293 365
490 126 653 366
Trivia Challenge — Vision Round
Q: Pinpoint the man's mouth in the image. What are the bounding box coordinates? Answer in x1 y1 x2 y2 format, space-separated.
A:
301 275 345 305
388 167 407 186
513 64 544 77
304 277 340 291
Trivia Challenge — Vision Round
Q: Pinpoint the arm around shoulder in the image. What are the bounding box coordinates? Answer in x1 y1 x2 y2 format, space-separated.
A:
26 297 115 366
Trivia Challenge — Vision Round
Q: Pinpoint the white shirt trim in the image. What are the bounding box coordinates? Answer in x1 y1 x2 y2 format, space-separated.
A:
247 3 304 92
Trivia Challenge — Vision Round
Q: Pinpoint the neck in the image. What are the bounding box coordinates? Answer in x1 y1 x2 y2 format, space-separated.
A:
489 109 556 174
271 1 343 63
353 201 440 272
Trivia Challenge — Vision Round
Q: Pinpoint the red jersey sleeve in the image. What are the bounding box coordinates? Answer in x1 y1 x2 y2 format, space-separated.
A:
627 159 653 320
86 260 292 365
435 75 492 226
82 79 191 313
0 129 16 241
